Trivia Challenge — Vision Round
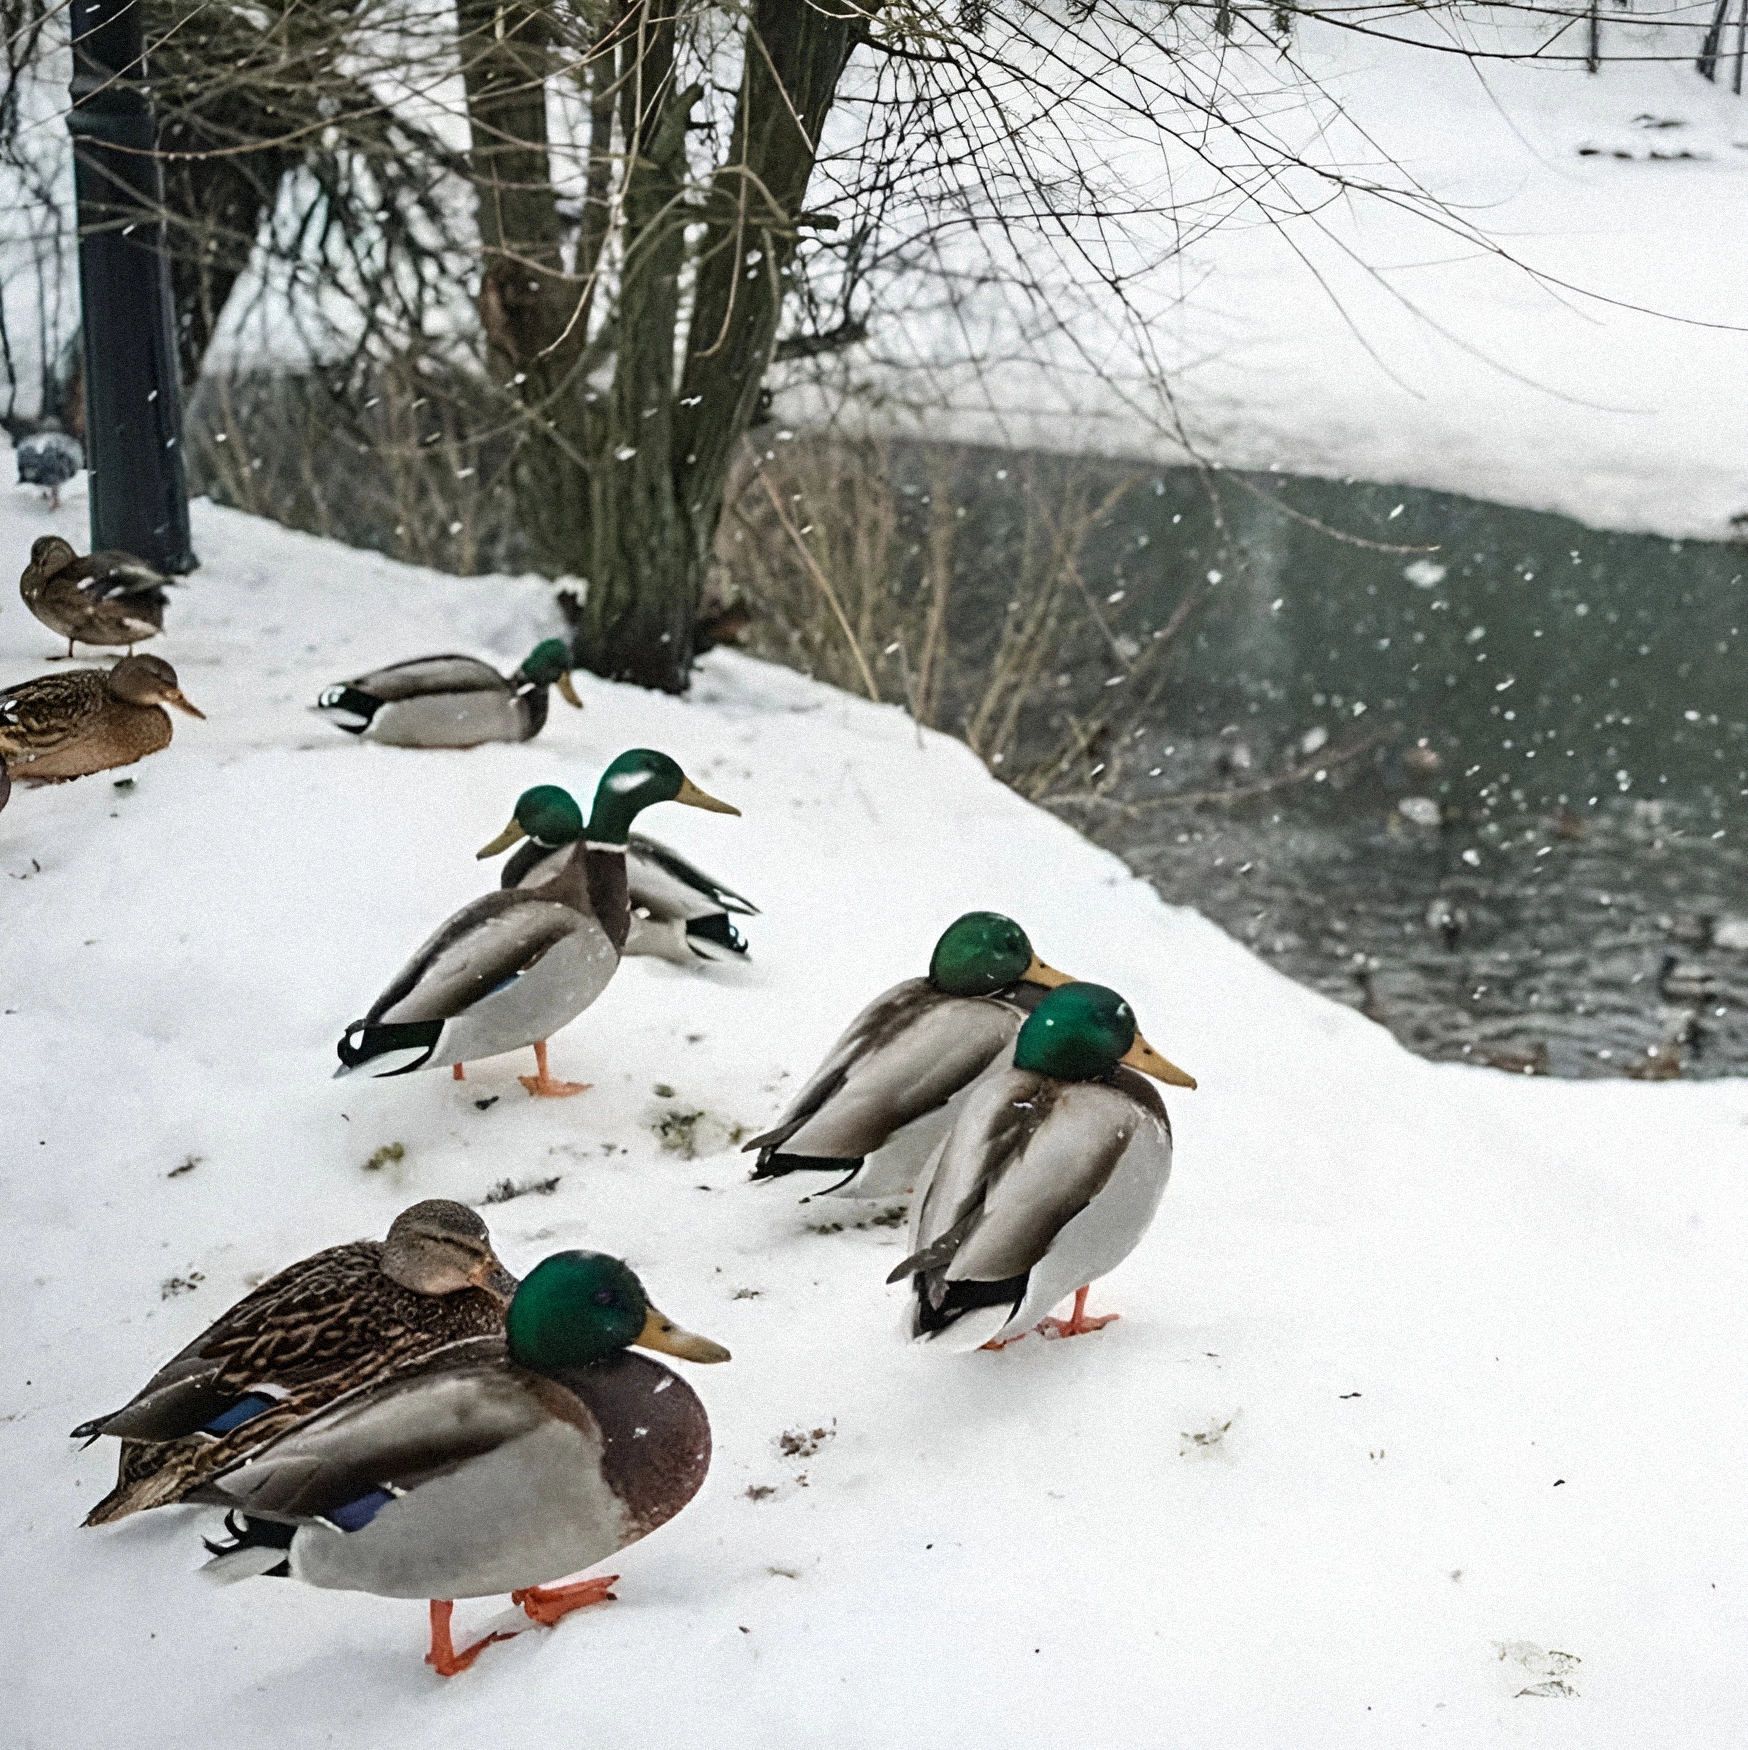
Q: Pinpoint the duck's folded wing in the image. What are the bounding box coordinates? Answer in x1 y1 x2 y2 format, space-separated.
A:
369 893 582 1026
194 1343 535 1522
347 655 507 699
944 1082 1139 1282
0 671 104 754
747 985 1018 1162
893 1075 1133 1285
79 553 172 598
70 1244 381 1442
627 833 759 917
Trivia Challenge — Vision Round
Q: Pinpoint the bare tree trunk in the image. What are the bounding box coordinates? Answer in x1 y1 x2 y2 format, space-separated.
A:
457 0 594 581
580 8 696 687
571 0 872 691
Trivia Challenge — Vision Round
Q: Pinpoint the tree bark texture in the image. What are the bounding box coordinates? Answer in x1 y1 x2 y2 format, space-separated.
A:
459 0 873 693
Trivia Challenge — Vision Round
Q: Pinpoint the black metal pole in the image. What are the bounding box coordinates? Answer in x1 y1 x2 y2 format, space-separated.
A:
66 0 195 573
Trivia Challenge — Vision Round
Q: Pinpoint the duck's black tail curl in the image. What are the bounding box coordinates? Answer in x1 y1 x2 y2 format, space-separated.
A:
201 1511 296 1582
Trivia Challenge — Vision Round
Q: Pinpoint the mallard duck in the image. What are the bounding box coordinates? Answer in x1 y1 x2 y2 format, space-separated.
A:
20 535 173 657
72 1201 515 1525
743 912 1088 1197
195 1251 729 1677
492 785 758 964
337 752 739 1094
888 981 1194 1351
0 654 203 785
316 639 581 747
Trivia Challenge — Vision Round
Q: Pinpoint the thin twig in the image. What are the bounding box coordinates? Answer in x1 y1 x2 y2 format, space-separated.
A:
746 438 881 702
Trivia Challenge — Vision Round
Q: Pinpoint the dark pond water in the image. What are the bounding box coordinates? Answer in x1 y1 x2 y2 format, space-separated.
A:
893 452 1748 1080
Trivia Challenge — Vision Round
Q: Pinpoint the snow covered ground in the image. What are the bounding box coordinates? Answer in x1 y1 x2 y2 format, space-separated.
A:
820 10 1748 541
4 484 1747 1747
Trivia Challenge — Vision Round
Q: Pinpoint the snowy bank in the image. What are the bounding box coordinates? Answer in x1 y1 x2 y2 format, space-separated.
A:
3 491 1746 1748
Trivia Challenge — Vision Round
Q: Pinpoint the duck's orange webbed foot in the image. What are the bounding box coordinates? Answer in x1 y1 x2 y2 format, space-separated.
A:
518 1040 591 1099
424 1599 517 1678
511 1574 619 1626
1036 1285 1118 1340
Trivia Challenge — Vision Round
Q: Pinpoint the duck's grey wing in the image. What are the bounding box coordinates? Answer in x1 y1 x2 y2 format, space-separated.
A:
346 655 507 699
194 1341 534 1522
893 1073 1141 1285
367 892 584 1025
747 984 1019 1166
626 833 759 917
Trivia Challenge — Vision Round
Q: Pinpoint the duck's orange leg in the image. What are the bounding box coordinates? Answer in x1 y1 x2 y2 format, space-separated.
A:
1037 1285 1119 1340
511 1574 619 1626
452 1063 466 1081
424 1599 517 1677
518 1040 590 1099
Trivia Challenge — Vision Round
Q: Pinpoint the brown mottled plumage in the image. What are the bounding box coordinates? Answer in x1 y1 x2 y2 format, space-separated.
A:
0 654 203 785
20 535 173 657
75 1200 517 1525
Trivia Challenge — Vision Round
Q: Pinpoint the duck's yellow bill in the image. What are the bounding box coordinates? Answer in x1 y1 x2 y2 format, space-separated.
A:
1024 954 1074 989
675 776 739 816
168 689 205 720
1121 1031 1197 1089
636 1305 731 1364
556 673 583 709
476 819 527 859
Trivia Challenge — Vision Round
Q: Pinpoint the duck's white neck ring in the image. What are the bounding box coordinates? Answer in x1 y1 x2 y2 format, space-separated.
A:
585 840 628 854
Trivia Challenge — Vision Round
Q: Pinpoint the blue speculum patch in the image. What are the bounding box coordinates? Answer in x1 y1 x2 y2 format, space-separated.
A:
203 1393 279 1434
328 1488 396 1532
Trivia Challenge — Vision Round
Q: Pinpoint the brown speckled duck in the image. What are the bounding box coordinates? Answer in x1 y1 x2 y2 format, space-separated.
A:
73 1200 517 1525
0 654 203 785
20 535 174 657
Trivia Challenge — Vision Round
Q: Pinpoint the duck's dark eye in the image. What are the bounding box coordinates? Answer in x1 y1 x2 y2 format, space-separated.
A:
592 1288 617 1307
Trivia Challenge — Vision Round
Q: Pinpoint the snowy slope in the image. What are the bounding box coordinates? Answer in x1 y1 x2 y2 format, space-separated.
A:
3 488 1747 1748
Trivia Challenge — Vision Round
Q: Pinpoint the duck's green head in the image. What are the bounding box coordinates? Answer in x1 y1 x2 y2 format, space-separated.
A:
505 1251 731 1373
927 911 1072 997
475 784 585 860
1014 981 1198 1088
587 748 739 845
518 638 582 708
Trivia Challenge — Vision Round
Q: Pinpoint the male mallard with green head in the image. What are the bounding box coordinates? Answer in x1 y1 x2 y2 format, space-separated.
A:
489 782 759 964
337 751 739 1094
316 638 582 747
19 535 174 658
73 1201 516 1524
195 1252 729 1676
889 981 1195 1351
0 654 203 785
743 912 1089 1197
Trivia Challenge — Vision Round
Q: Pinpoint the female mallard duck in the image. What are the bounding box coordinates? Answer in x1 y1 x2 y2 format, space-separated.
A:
488 784 758 964
0 654 203 785
19 535 173 657
743 912 1088 1197
316 638 581 747
888 981 1194 1351
196 1251 729 1677
337 752 738 1095
73 1201 515 1525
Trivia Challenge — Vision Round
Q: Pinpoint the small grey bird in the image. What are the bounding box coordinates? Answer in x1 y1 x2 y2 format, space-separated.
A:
15 428 83 510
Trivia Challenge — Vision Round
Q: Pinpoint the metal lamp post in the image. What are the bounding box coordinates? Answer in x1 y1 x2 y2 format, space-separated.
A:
66 0 196 573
